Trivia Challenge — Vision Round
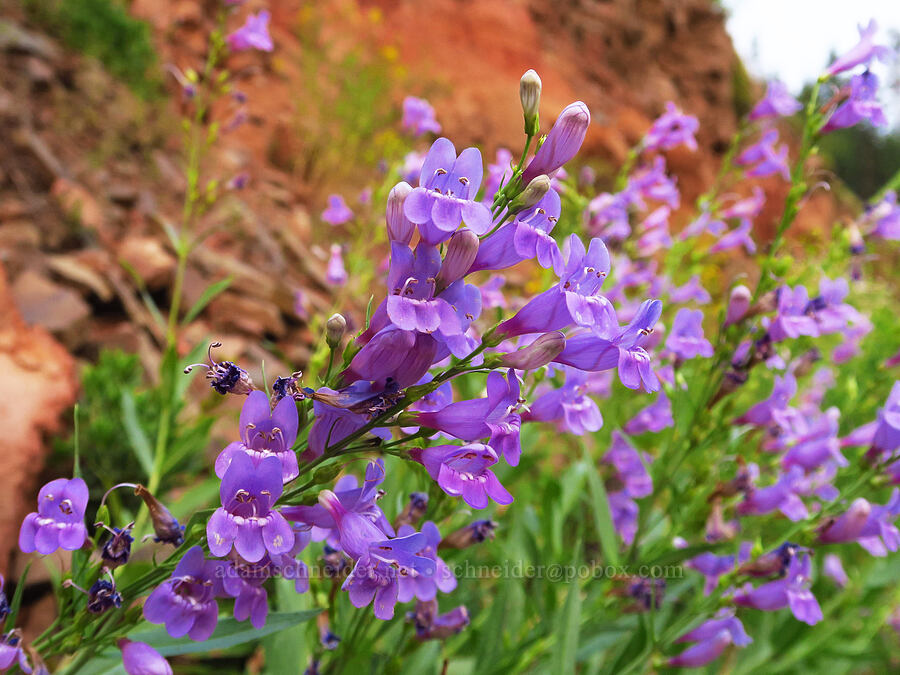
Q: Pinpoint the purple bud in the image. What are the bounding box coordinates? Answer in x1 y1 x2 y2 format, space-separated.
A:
823 554 848 587
500 332 565 370
440 520 497 549
819 498 871 543
522 101 590 183
435 229 479 292
724 285 752 326
119 638 173 675
394 492 429 530
386 182 416 245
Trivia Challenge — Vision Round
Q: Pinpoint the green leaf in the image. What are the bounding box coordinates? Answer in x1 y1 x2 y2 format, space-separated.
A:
182 276 233 325
128 609 321 656
583 449 620 567
120 390 154 477
4 562 30 632
553 568 583 674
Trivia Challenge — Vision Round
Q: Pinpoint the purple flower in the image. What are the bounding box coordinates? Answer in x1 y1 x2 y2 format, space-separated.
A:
496 235 614 339
823 554 848 587
553 299 663 393
642 101 699 152
414 370 523 464
410 600 470 640
624 392 673 434
585 191 631 240
709 219 757 255
524 367 603 435
604 432 653 498
411 443 513 509
207 454 294 563
326 244 347 287
384 243 462 335
321 194 353 226
283 459 394 546
521 101 590 184
386 182 416 244
226 11 273 52
767 286 819 342
734 554 823 625
470 190 562 272
721 187 766 221
679 211 726 240
865 191 900 240
607 491 640 545
820 490 900 556
873 381 900 454
316 491 436 620
749 80 802 120
143 546 222 640
737 465 808 521
666 308 713 359
396 521 457 602
119 639 172 675
669 609 752 667
404 138 492 241
735 372 796 426
19 477 88 555
822 71 888 133
0 632 31 674
343 326 438 390
482 148 514 205
736 129 790 180
627 157 680 209
686 543 752 595
772 406 846 472
825 20 892 76
216 390 299 483
636 206 673 255
668 276 710 305
402 96 441 136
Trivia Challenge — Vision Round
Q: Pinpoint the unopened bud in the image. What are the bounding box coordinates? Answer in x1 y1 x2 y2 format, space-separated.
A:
521 101 590 184
500 331 565 370
724 285 752 326
394 492 429 529
519 69 542 136
508 174 552 216
435 229 479 292
439 520 497 550
326 313 347 349
386 181 415 245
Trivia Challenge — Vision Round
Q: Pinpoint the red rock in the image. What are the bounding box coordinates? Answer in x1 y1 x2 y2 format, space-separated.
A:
0 263 78 575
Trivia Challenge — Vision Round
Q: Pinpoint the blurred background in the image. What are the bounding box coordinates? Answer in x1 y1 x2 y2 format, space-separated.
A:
0 0 898 665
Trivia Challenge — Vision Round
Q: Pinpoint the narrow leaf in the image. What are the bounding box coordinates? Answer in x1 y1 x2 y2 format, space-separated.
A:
4 562 30 632
584 449 621 567
120 391 154 477
128 609 322 656
182 276 233 325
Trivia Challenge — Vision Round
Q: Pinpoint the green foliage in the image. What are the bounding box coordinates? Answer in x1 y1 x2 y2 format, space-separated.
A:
818 122 900 200
23 0 160 98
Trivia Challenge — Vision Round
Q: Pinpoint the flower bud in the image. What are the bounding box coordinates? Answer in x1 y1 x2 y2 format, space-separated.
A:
724 285 752 326
394 492 429 530
500 331 565 370
519 69 542 136
522 101 590 184
435 229 479 292
507 174 551 216
326 313 347 349
119 639 173 675
439 519 497 550
386 181 416 245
